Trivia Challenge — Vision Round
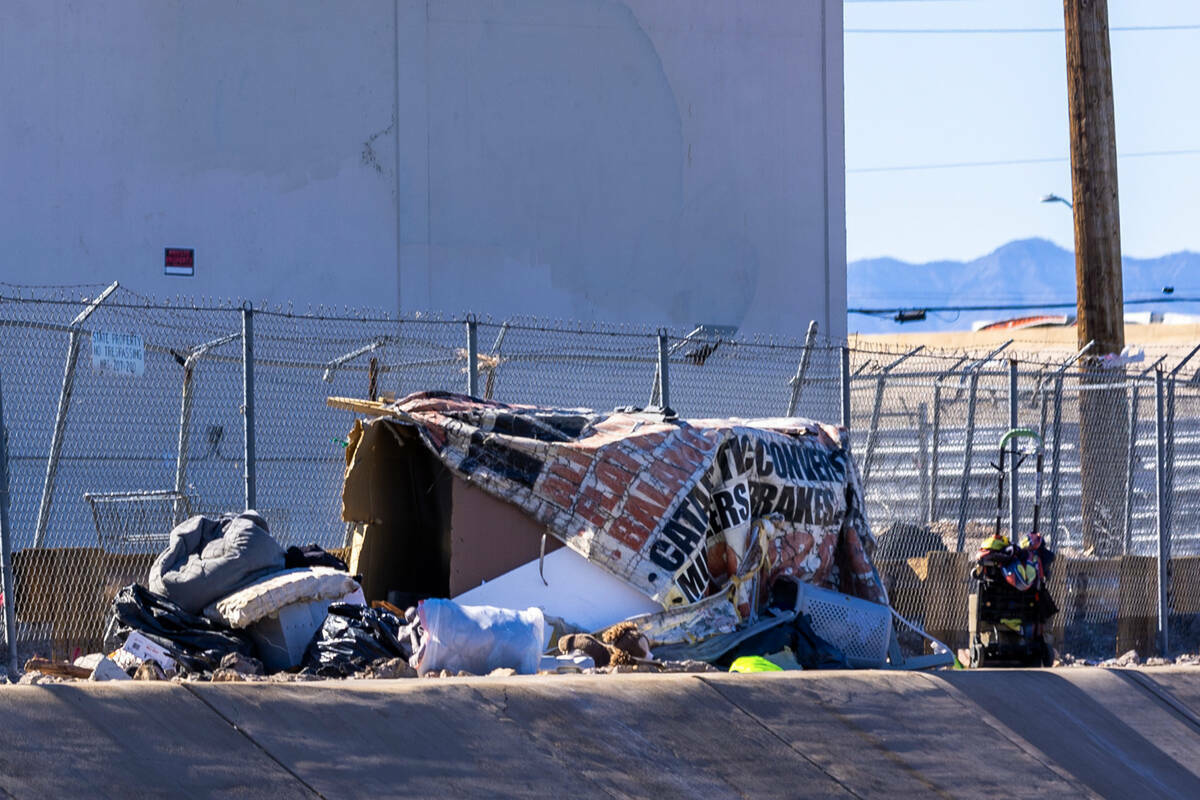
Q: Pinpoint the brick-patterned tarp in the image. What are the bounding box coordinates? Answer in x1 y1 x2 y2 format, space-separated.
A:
358 391 886 634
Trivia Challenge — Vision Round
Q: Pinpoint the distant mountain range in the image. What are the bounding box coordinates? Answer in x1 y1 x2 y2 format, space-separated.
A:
849 238 1200 333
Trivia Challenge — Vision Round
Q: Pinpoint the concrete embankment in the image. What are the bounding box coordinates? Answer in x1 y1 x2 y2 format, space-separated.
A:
3 669 1200 798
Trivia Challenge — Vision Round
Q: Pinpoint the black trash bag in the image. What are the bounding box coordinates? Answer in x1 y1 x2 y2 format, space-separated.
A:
301 603 412 678
285 543 348 572
106 584 255 675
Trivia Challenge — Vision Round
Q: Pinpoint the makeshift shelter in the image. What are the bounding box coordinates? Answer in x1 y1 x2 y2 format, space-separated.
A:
335 391 888 649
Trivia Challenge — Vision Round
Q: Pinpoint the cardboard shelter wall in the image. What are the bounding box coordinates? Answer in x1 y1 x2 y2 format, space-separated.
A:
342 420 559 604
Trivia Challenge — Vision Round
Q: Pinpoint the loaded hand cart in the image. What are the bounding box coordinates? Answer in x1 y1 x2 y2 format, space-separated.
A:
968 428 1058 668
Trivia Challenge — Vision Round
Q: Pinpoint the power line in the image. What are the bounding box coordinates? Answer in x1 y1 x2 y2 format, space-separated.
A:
847 148 1200 174
849 296 1200 316
846 24 1200 34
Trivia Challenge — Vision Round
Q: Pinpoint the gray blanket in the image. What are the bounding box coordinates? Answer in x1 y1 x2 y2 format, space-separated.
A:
149 511 285 615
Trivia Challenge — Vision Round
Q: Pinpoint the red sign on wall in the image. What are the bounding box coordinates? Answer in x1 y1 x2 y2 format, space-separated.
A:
165 248 194 276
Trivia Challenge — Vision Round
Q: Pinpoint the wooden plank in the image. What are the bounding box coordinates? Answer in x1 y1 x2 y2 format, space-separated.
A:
325 396 396 416
25 657 91 679
326 397 424 429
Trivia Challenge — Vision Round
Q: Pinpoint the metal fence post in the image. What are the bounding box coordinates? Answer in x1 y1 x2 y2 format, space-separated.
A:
786 321 818 416
928 387 941 525
242 302 256 511
1155 368 1169 657
840 346 851 440
1045 336 1095 545
34 281 118 548
483 321 511 401
0 371 18 679
862 372 888 484
929 356 968 525
1008 359 1019 536
1124 376 1141 554
955 369 981 552
1161 344 1199 556
1123 357 1166 553
657 329 670 411
1165 378 1179 549
175 356 197 523
175 332 241 523
862 346 924 484
1046 374 1064 546
917 402 930 524
466 317 479 397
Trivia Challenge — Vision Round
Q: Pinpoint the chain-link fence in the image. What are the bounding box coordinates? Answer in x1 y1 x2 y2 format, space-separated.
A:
1 286 1198 664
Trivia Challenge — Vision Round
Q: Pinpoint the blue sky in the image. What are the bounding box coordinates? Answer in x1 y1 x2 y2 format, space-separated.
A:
843 0 1200 265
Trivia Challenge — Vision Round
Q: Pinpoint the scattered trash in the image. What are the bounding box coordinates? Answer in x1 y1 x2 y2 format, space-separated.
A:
1098 345 1144 368
557 621 653 668
558 633 616 668
539 653 595 673
415 599 544 677
605 663 662 674
149 511 285 615
363 657 417 679
73 653 132 681
1100 649 1141 668
113 630 179 676
211 652 265 682
601 621 652 660
658 659 721 673
133 661 167 681
17 671 59 685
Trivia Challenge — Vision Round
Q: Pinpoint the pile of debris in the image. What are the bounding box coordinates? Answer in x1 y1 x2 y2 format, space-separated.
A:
21 391 930 683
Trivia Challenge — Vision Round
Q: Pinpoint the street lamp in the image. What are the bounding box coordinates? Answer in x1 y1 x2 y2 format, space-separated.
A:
1041 193 1073 209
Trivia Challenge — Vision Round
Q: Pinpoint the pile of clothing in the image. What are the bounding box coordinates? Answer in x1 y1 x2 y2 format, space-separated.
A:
105 510 362 678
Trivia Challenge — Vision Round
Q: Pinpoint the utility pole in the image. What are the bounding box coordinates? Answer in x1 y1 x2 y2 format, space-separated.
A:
1064 0 1126 555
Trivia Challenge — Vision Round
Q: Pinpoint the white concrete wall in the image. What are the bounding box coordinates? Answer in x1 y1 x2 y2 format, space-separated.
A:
2 0 845 339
